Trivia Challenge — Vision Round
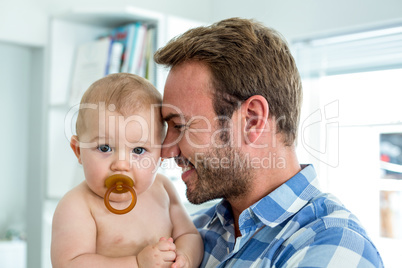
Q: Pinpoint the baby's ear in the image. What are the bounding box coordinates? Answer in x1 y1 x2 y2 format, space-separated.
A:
70 135 82 164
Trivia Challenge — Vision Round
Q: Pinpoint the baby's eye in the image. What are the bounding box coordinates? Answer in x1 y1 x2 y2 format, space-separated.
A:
132 147 146 155
97 144 111 153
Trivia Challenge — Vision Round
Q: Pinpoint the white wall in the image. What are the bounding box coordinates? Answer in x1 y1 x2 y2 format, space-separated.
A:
0 1 47 46
5 0 401 54
0 0 213 46
0 42 31 238
212 0 402 41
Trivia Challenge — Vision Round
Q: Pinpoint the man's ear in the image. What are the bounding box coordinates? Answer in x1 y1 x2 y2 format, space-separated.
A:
242 95 269 144
70 135 82 164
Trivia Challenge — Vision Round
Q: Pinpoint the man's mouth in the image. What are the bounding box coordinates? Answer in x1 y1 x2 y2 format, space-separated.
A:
175 155 196 179
182 163 195 173
175 155 192 167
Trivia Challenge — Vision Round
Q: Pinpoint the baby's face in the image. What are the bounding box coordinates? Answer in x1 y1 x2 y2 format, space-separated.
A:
78 107 162 201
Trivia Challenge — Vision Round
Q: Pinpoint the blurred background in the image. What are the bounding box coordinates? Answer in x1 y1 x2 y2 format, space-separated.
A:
1 0 402 267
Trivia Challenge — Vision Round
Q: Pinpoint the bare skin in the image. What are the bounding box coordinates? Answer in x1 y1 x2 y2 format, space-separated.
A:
51 174 202 267
51 108 203 268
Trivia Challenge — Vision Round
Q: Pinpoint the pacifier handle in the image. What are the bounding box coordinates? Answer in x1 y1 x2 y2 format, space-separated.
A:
104 174 137 215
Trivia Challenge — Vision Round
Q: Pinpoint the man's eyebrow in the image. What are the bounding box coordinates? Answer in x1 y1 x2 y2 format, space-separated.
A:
163 113 188 122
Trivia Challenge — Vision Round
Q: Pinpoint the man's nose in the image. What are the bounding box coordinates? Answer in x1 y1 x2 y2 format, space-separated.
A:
161 130 181 158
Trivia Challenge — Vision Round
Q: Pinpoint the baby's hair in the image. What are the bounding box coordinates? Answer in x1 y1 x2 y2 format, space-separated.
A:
75 73 162 137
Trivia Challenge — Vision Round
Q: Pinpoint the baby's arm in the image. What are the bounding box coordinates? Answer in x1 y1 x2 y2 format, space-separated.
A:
51 186 175 268
161 175 204 268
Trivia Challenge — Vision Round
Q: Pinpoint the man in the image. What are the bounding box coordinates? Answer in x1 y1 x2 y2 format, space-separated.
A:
154 18 383 267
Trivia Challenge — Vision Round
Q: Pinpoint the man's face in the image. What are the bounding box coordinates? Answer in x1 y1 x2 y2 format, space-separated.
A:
161 61 253 204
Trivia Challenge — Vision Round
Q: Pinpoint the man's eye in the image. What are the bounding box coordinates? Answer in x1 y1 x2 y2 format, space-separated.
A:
133 147 146 155
97 144 111 153
174 124 186 131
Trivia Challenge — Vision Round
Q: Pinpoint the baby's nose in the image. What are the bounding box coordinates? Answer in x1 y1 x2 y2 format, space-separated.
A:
111 155 130 171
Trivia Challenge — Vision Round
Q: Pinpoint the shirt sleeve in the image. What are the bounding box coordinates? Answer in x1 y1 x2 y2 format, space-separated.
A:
276 226 384 268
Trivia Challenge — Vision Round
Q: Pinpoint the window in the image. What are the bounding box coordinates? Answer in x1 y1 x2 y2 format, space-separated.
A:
293 25 402 268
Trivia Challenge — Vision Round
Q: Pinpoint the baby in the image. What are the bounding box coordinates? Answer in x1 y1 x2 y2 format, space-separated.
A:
51 73 203 268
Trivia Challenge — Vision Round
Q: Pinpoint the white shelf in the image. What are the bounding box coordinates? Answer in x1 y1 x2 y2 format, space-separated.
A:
56 7 164 27
379 178 402 192
0 241 26 268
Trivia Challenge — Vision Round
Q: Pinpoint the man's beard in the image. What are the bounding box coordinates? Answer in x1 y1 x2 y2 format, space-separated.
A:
186 146 254 204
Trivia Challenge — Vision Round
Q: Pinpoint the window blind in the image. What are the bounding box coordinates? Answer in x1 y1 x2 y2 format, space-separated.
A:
292 26 402 77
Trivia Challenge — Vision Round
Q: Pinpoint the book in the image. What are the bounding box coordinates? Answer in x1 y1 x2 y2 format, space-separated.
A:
69 37 111 105
129 22 147 75
144 27 156 82
107 41 124 74
109 23 137 73
136 24 150 78
69 22 158 105
127 22 142 74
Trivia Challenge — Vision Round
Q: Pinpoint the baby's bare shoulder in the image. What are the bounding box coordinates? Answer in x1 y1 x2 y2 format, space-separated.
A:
55 182 94 214
59 182 88 200
153 173 177 192
154 173 171 184
153 173 183 202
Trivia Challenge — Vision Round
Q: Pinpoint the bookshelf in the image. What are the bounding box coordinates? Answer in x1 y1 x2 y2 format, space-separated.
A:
46 7 165 200
45 7 207 200
41 7 205 268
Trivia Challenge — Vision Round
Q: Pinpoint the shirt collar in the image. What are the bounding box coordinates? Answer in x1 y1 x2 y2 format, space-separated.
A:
207 165 320 230
207 199 232 228
247 164 320 228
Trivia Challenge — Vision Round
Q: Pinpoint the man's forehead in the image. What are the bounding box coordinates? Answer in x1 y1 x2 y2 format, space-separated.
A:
161 89 190 121
164 61 213 94
161 61 216 121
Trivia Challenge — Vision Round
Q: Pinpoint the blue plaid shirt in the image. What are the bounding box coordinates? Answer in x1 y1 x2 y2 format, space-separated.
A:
192 165 383 267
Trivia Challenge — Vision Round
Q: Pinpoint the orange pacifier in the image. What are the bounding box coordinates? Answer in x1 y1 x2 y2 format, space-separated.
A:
104 174 137 214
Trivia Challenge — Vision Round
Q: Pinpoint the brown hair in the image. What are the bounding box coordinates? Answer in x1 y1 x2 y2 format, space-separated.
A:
154 17 302 146
75 73 162 137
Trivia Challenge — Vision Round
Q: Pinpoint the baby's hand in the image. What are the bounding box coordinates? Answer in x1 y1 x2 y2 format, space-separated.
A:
137 237 176 268
171 253 190 268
